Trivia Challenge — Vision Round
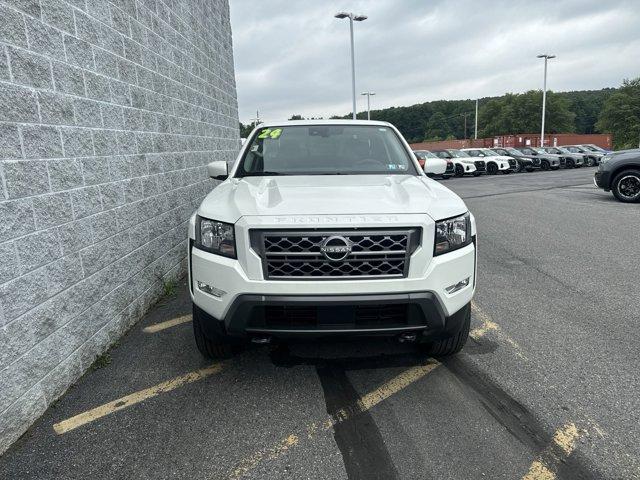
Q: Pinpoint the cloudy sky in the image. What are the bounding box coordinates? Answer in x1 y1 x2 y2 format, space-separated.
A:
229 0 640 123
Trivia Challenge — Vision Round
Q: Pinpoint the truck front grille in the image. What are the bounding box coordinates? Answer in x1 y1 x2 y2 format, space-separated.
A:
508 159 517 168
250 229 419 280
474 161 486 171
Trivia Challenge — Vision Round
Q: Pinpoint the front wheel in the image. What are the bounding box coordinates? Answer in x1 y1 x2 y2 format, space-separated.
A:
454 164 464 177
612 169 640 203
486 162 498 175
541 160 550 170
421 305 470 357
193 303 235 359
566 159 575 169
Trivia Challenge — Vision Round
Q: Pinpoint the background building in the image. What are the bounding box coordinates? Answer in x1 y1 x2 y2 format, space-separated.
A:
0 0 239 453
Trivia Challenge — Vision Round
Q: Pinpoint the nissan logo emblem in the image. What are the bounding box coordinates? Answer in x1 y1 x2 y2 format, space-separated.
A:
320 236 352 262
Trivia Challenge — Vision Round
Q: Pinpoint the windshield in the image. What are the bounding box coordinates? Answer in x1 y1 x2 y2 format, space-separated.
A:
532 148 546 154
556 147 570 153
545 148 561 154
449 150 470 158
566 146 582 153
236 125 418 176
464 150 483 157
480 149 497 156
415 150 437 158
519 147 534 154
504 148 520 155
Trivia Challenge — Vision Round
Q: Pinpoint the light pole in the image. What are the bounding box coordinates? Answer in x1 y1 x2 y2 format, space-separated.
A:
335 12 367 120
474 99 478 140
361 91 375 120
537 54 555 147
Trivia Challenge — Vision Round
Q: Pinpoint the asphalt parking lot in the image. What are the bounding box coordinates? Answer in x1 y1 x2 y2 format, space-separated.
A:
1 167 639 480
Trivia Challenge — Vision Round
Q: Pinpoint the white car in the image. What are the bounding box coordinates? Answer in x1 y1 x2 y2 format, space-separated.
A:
189 120 477 358
431 149 480 177
413 150 454 179
461 148 513 174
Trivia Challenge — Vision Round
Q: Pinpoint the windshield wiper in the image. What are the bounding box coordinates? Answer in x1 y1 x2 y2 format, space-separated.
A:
241 171 288 176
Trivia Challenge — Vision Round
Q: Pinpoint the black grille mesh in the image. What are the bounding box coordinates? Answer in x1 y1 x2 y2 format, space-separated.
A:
255 230 416 279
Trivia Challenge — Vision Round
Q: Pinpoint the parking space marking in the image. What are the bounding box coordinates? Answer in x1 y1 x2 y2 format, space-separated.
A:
522 423 583 480
143 314 192 333
53 364 222 435
228 314 502 479
229 361 440 479
471 301 528 359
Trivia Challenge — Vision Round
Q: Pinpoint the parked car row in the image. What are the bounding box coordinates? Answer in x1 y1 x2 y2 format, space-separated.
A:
414 144 607 179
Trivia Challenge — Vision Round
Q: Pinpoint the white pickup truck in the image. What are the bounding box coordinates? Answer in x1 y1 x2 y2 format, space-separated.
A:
188 120 477 358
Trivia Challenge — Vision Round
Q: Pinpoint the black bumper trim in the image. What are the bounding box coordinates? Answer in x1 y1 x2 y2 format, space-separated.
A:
198 292 469 340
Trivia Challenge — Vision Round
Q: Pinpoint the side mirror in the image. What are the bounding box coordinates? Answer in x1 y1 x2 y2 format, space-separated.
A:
207 161 228 180
423 161 441 176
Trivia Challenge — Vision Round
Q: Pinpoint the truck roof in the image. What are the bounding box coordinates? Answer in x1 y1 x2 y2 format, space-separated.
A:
253 119 394 128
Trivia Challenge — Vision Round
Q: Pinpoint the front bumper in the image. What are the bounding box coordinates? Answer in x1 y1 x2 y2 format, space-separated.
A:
197 292 470 340
189 215 476 338
594 170 610 190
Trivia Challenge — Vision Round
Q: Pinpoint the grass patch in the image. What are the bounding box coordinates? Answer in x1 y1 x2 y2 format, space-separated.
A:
163 278 177 297
91 352 112 371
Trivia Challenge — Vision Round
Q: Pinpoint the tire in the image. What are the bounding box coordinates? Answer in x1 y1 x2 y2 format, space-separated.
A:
612 169 640 203
193 303 235 359
541 160 550 171
422 305 471 357
513 161 523 173
588 157 596 167
441 174 451 180
473 171 482 177
551 166 560 170
525 167 535 172
454 164 464 177
566 159 575 169
486 162 498 175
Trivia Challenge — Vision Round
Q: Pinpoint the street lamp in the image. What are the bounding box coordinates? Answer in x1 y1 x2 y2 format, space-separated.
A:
361 91 375 120
335 12 367 120
537 54 556 147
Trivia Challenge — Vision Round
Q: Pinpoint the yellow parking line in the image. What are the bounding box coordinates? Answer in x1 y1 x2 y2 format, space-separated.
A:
229 361 440 479
522 423 582 480
53 364 222 435
228 309 506 479
143 314 192 333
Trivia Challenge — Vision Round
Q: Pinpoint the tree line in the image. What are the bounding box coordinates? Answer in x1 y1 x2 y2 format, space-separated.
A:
239 77 640 150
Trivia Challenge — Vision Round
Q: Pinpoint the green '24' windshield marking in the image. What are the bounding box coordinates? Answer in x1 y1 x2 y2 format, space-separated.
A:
257 128 283 139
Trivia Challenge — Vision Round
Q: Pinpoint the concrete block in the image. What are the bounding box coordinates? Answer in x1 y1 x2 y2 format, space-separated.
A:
0 124 23 160
0 4 28 48
52 61 86 96
21 124 63 159
0 266 51 321
91 130 118 156
25 17 64 58
0 199 35 243
64 34 95 70
61 127 94 157
71 185 102 219
3 160 50 199
0 241 20 285
73 98 102 128
16 229 62 274
37 91 75 125
41 0 76 34
58 217 92 255
0 81 39 124
85 71 112 102
99 182 125 209
33 191 74 229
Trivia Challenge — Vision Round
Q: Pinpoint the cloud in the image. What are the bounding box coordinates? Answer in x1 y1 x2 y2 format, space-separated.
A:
229 0 640 123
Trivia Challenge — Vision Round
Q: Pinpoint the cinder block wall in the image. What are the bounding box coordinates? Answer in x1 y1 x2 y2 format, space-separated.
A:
0 0 239 452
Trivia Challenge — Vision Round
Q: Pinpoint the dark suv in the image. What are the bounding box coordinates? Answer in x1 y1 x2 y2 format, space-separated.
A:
594 149 640 202
491 147 538 172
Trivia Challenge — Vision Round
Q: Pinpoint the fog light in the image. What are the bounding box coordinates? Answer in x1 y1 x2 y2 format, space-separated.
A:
197 281 226 297
445 277 470 294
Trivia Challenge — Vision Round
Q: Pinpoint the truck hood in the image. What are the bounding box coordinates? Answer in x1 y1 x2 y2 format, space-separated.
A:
197 175 467 223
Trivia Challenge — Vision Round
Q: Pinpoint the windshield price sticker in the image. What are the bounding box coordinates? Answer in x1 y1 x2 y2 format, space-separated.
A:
258 128 283 139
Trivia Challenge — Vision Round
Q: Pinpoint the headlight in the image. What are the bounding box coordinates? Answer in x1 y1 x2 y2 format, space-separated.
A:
195 216 236 258
434 212 472 256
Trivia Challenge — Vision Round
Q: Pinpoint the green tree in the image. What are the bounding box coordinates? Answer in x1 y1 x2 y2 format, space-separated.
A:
424 112 449 141
596 78 640 149
289 114 304 120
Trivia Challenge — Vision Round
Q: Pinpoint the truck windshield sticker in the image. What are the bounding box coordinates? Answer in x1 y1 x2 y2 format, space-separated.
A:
257 128 283 139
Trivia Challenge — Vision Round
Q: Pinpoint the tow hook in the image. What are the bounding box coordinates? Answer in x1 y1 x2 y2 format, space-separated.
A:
398 332 417 343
